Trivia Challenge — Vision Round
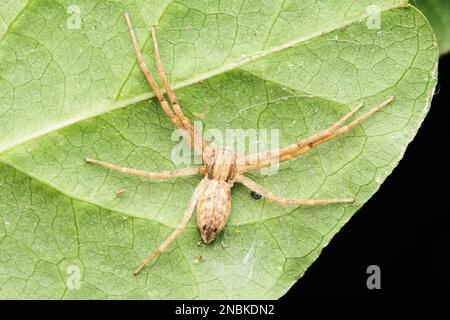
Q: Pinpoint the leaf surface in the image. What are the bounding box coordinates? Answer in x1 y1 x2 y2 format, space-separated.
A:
414 0 450 54
0 0 438 299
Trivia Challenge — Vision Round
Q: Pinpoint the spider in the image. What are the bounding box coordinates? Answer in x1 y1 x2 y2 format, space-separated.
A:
85 13 395 275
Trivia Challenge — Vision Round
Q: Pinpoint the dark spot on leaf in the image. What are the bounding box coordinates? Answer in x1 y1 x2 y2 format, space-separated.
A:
250 191 262 200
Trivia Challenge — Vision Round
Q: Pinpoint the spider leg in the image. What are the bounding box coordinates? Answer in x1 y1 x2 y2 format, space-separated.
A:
134 178 207 275
238 96 394 172
124 13 194 148
85 158 203 179
237 174 353 205
150 27 205 157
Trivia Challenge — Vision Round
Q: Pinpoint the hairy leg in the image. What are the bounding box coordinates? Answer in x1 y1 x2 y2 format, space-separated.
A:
238 96 394 172
85 158 203 180
237 175 353 205
134 178 208 275
150 27 205 157
124 13 194 148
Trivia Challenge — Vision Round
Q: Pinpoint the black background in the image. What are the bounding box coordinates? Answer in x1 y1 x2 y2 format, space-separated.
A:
282 54 450 301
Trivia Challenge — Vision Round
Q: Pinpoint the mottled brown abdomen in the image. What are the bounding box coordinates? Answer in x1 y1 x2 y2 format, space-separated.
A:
196 178 231 243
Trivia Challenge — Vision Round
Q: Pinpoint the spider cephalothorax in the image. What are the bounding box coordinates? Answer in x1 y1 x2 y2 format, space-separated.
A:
85 13 395 275
204 146 237 183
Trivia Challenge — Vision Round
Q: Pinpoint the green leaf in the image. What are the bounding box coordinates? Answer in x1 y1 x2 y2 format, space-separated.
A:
414 0 450 54
0 0 438 299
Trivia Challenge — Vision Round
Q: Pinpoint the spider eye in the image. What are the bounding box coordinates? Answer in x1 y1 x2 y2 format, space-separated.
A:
250 191 262 200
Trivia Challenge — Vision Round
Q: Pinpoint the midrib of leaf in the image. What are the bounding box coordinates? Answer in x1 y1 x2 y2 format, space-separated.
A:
0 69 423 229
0 0 31 44
0 1 408 155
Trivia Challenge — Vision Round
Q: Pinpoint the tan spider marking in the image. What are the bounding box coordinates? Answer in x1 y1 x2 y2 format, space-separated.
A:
85 13 395 275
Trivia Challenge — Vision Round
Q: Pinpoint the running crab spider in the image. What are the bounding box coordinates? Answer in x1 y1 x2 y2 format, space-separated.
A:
85 13 395 275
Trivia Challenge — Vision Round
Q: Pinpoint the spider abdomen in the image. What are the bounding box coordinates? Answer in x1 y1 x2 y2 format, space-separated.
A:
196 178 231 243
